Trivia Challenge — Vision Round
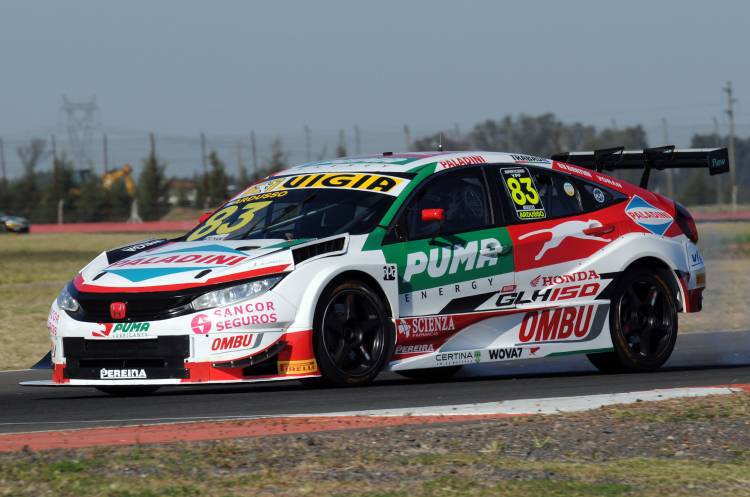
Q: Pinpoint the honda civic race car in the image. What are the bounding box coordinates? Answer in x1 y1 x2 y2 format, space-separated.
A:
29 146 728 394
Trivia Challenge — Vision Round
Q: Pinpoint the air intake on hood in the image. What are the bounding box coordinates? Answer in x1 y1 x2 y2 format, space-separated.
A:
292 237 346 265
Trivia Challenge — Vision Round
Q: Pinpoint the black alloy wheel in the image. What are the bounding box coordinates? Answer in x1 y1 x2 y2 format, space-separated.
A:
587 267 678 373
310 281 394 386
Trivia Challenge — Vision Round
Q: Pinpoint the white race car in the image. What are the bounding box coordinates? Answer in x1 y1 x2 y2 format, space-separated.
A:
30 147 727 394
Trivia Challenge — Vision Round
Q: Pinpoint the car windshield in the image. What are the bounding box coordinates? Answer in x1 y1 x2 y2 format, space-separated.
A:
186 187 395 242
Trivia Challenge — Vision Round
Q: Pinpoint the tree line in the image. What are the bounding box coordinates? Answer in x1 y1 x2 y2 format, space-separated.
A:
411 113 748 206
1 114 747 223
0 137 290 223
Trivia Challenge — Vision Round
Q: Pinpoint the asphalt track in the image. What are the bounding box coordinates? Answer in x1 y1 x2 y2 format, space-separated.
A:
1 330 749 434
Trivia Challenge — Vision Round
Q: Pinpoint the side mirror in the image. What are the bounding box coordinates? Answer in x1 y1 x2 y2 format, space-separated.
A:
198 211 213 224
421 208 444 223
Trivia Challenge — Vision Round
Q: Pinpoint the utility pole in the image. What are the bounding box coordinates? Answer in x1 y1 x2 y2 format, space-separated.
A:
403 124 411 151
304 125 311 162
662 118 674 198
354 124 361 155
51 135 57 161
714 117 723 205
724 81 738 212
250 131 258 177
200 132 208 175
103 133 109 172
0 137 6 185
235 140 246 185
149 132 156 156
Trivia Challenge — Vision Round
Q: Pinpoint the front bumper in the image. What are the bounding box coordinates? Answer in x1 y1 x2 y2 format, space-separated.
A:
45 291 320 386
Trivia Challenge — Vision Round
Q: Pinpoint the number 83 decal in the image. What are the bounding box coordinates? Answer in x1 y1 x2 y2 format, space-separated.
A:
187 201 271 241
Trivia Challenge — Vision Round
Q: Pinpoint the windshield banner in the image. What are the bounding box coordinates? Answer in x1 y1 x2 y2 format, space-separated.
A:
232 172 409 201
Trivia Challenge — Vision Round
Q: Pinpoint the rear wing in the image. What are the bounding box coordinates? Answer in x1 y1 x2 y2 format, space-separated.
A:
550 145 730 189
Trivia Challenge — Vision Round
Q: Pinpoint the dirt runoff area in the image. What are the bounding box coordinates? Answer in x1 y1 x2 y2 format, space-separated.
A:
1 391 748 497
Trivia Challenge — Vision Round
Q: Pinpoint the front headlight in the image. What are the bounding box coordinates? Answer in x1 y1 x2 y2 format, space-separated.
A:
56 284 80 312
191 276 283 311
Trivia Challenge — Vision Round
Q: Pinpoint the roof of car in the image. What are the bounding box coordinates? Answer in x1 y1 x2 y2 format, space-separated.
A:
276 151 553 175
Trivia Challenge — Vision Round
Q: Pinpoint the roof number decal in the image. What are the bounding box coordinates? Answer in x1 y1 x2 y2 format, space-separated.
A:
501 167 546 221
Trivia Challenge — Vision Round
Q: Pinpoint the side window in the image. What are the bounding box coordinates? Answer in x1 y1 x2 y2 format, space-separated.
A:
533 170 586 218
402 168 491 240
578 182 626 210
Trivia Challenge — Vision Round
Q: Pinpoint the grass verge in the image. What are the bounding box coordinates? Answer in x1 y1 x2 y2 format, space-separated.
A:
0 233 178 370
0 392 748 496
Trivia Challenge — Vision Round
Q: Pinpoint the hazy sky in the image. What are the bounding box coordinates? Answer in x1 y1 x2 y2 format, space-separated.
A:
0 0 748 175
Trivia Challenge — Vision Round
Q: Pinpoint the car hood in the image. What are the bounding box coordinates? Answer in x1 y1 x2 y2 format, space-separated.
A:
74 238 313 293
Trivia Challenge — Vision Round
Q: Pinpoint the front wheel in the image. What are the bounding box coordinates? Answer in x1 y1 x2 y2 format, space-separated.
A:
309 280 394 387
587 267 678 373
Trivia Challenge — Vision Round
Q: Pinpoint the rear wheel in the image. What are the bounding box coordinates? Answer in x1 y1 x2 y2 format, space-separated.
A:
587 267 678 373
308 280 393 387
396 366 462 381
95 386 160 396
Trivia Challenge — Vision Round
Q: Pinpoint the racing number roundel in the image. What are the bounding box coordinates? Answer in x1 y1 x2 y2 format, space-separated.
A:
501 167 545 221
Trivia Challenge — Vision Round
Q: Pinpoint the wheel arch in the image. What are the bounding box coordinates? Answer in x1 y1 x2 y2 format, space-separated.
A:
318 270 394 318
619 256 686 312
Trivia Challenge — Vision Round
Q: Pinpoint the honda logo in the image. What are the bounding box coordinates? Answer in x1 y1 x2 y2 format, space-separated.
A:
110 302 127 320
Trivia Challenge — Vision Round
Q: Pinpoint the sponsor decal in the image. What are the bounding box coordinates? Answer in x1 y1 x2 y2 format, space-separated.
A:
278 359 317 375
92 322 150 338
120 239 166 252
191 314 212 335
383 265 396 281
99 368 147 379
212 301 277 330
530 270 599 288
235 190 289 204
237 172 405 198
436 350 481 366
687 244 704 268
510 154 550 164
517 219 611 261
592 188 606 203
517 305 604 344
438 155 487 169
397 315 456 339
403 238 502 282
210 333 263 352
624 196 673 235
383 226 514 294
595 175 622 189
487 347 523 360
394 344 435 355
496 283 600 308
47 309 60 336
105 244 250 282
530 346 540 355
501 167 546 220
563 182 576 197
555 162 593 178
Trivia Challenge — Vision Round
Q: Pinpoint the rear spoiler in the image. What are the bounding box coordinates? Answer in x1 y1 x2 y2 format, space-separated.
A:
551 145 730 189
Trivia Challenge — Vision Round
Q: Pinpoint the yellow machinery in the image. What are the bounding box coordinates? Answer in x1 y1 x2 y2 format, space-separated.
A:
102 164 136 197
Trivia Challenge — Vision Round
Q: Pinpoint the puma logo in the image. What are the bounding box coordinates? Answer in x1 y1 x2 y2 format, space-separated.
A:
518 220 611 261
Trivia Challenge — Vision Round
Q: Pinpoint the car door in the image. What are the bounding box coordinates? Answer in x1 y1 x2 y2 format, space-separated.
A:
382 166 514 320
492 165 621 309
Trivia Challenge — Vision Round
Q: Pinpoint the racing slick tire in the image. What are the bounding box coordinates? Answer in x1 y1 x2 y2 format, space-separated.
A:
587 266 678 373
308 279 394 387
396 366 462 381
95 386 161 396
